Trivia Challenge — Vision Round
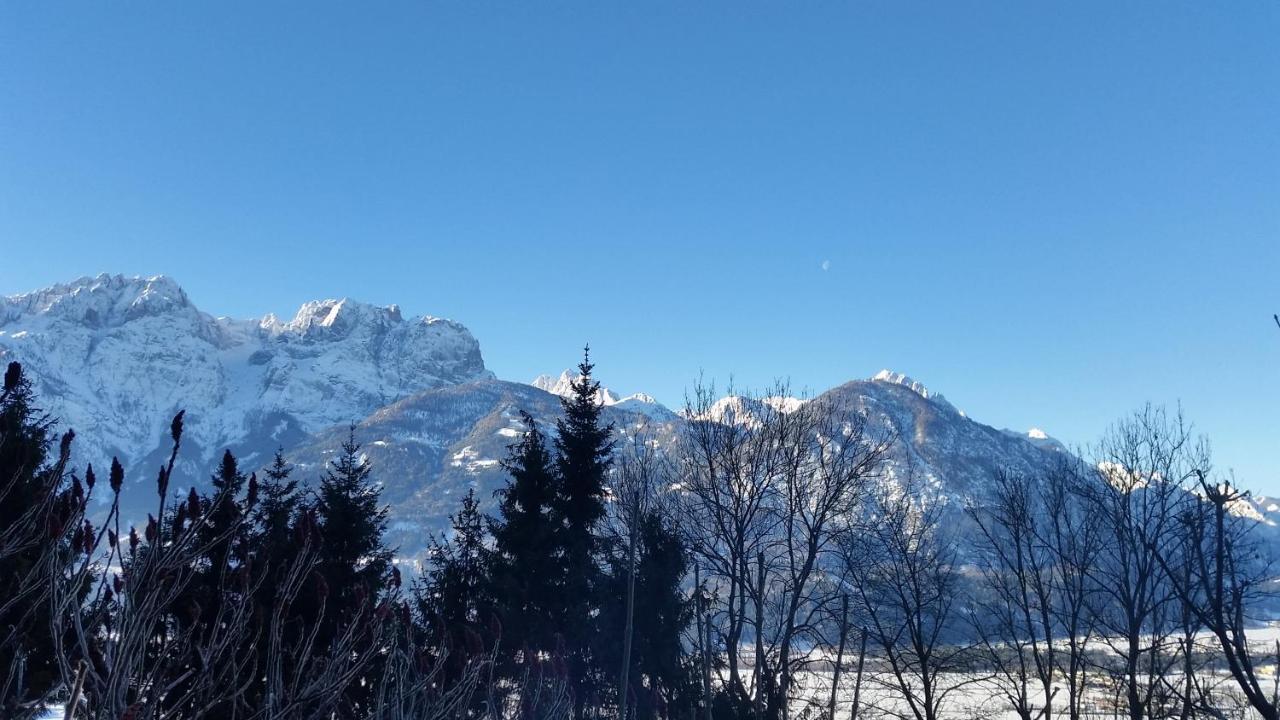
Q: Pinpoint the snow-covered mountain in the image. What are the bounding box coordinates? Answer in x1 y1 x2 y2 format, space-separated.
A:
280 368 1084 554
285 379 680 555
11 274 1269 555
830 372 1069 496
531 369 676 421
0 274 490 506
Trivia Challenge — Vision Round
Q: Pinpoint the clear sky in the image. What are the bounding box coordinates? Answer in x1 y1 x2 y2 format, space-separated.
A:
2 4 1277 490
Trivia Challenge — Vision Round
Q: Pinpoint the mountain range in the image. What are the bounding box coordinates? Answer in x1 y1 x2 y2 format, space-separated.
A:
3 274 1274 556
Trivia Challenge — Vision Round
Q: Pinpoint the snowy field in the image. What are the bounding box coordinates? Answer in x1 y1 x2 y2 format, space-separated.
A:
747 624 1280 720
35 625 1280 719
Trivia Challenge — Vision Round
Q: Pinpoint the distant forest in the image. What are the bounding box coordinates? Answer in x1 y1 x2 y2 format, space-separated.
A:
1 352 1277 720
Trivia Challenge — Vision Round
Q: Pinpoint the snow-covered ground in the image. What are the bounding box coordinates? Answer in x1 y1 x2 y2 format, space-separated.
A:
739 623 1280 720
32 625 1280 719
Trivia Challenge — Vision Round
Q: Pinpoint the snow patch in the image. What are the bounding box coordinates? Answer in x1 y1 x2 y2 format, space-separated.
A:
531 369 672 418
0 274 492 476
450 445 499 473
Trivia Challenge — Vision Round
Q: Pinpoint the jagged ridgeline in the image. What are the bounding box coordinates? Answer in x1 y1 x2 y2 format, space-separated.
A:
5 275 1279 560
5 275 1280 720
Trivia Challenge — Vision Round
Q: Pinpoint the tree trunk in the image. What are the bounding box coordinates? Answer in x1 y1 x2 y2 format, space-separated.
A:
755 552 766 720
850 629 867 720
619 513 638 720
827 595 849 720
696 564 712 720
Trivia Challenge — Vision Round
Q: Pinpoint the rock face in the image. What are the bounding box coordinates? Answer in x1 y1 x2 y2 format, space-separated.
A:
531 369 677 421
0 274 491 509
285 379 679 555
16 274 1271 558
0 275 1078 538
282 370 1086 557
823 374 1070 497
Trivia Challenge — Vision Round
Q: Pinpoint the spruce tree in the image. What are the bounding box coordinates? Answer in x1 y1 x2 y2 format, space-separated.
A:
316 427 391 589
205 450 251 571
253 449 300 555
417 487 492 700
189 450 252 608
553 348 615 716
313 426 392 712
0 362 72 718
423 488 489 638
246 450 303 708
488 411 562 666
601 510 697 720
165 449 255 720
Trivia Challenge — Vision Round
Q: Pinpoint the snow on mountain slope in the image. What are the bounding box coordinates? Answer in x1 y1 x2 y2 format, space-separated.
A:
1000 426 1070 454
286 366 1280 563
282 368 1074 558
0 274 491 504
827 374 1068 497
532 370 621 404
531 369 676 421
287 379 679 559
18 274 1246 559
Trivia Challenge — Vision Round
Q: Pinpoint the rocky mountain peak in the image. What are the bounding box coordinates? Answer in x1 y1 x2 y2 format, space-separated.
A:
529 370 670 415
0 275 492 488
871 369 958 414
2 273 199 328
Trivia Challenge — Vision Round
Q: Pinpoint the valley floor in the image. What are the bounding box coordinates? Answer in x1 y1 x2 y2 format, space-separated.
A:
33 626 1280 719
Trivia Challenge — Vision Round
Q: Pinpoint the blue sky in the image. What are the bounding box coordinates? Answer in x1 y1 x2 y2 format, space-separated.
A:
2 3 1277 490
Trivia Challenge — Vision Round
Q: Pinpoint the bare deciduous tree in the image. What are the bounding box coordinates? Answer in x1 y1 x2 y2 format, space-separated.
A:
1080 406 1206 720
1156 471 1280 720
966 470 1060 720
1038 461 1102 720
678 381 890 720
609 427 667 720
843 474 973 720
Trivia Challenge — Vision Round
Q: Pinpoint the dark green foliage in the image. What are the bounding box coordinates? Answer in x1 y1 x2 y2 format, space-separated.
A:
423 488 490 640
317 427 391 588
0 361 74 718
601 511 698 720
488 412 563 662
246 449 303 707
416 487 493 709
312 426 393 712
152 446 257 719
201 450 252 576
552 348 615 716
0 351 709 719
553 349 614 553
252 449 302 566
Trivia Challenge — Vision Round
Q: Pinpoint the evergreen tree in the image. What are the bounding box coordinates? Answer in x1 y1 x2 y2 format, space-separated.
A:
0 362 74 718
246 450 303 708
253 449 300 555
313 426 393 712
316 426 391 589
189 449 253 608
423 488 489 638
205 450 252 571
601 510 697 720
553 348 615 716
488 412 563 666
416 487 492 702
164 449 256 719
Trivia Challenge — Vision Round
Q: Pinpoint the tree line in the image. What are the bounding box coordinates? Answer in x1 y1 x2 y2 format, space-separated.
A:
1 354 1277 720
